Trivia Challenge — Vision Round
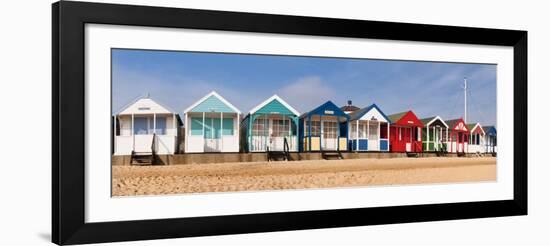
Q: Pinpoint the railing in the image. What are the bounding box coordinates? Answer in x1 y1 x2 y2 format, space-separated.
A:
267 137 291 161
283 137 290 160
151 133 157 163
283 137 289 153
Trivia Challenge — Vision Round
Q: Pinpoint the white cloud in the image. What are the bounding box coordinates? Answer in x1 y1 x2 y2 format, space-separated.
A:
278 76 334 112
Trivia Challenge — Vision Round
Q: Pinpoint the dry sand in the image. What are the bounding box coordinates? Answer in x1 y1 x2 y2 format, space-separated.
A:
112 157 496 196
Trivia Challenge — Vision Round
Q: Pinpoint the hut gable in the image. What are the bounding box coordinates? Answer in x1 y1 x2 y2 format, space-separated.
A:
249 95 299 116
349 104 391 123
388 111 423 127
445 118 469 132
184 91 241 114
420 116 449 128
301 101 349 119
468 123 485 135
117 97 173 115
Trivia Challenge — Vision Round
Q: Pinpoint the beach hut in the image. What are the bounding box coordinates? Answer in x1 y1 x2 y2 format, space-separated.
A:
183 91 241 153
113 95 182 156
348 104 391 151
483 126 497 154
240 95 300 152
299 101 350 152
388 111 424 152
444 118 470 154
420 116 449 152
466 123 486 154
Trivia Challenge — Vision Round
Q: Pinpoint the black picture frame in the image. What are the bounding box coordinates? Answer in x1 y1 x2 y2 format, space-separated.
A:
52 1 527 245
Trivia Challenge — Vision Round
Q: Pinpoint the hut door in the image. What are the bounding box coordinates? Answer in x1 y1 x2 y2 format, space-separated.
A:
436 127 441 151
368 122 379 151
270 119 290 151
457 133 464 153
204 117 221 152
322 121 338 150
405 127 412 152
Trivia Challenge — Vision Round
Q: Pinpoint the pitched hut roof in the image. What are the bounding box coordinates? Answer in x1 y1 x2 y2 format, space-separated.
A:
387 111 423 127
114 95 183 125
483 126 497 136
116 94 175 115
183 91 241 114
348 104 391 123
467 123 485 135
387 111 408 123
445 118 469 132
300 101 350 119
419 116 449 128
248 94 300 116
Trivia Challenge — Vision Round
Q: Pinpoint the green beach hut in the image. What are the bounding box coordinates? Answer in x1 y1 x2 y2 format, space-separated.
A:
420 116 449 152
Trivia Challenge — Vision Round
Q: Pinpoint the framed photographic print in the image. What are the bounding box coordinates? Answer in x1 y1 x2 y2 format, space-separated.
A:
52 1 527 245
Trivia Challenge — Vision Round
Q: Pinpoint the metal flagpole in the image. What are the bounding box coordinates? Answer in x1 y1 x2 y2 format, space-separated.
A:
464 77 468 123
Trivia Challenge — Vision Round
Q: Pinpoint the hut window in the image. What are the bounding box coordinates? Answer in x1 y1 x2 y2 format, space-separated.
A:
252 118 267 136
272 119 290 137
323 121 338 139
358 123 366 138
155 116 166 135
305 121 321 136
398 128 402 141
190 117 204 136
380 123 388 139
222 118 234 136
134 117 149 135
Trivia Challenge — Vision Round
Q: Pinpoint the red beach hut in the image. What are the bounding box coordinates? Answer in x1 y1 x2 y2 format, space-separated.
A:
388 111 424 153
445 118 470 154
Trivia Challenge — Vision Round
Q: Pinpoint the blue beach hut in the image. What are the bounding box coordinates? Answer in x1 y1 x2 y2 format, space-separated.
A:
299 101 350 152
483 126 497 154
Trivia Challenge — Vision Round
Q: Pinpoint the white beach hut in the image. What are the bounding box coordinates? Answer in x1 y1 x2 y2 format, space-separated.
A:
184 91 241 153
467 123 486 154
347 104 391 151
113 95 182 156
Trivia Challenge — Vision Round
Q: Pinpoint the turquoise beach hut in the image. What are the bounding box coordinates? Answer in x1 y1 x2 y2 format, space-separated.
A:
299 101 350 152
183 91 241 153
240 95 300 152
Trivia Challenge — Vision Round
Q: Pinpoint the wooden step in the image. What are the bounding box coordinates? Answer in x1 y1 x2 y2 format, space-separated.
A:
131 152 154 165
322 151 343 160
267 151 288 161
406 152 419 158
133 152 153 156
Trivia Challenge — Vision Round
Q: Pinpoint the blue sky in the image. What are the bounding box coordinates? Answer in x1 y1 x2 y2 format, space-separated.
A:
112 49 496 126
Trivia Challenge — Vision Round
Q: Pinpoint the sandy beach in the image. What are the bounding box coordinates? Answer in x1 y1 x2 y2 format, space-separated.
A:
112 157 496 196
